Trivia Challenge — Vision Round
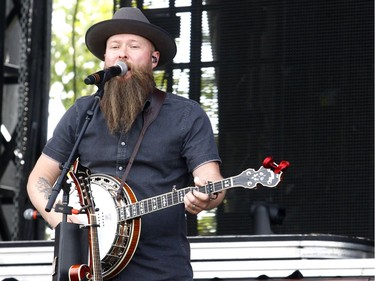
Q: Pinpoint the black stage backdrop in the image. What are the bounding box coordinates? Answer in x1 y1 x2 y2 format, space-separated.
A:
214 0 373 240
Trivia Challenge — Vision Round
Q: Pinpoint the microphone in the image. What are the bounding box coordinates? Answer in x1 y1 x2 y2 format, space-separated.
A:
84 61 128 85
24 207 81 221
23 208 42 220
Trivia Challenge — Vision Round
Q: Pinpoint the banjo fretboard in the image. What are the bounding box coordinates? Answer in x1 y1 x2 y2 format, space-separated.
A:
117 166 281 221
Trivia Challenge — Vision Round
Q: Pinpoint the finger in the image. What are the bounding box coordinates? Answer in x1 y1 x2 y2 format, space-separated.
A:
191 203 201 213
184 191 195 205
191 189 210 202
194 176 206 186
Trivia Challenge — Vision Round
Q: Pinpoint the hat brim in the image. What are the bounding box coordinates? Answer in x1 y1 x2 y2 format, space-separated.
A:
85 19 177 67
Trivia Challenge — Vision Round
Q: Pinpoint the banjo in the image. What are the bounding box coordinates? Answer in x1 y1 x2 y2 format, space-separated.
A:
68 157 289 280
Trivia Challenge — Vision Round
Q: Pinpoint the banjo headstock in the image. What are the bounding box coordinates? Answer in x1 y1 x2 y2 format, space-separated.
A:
231 157 290 189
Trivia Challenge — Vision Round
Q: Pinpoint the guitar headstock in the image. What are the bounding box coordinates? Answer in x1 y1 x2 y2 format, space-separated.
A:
232 157 290 189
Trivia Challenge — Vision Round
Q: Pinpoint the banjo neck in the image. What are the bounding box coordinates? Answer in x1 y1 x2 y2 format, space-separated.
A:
117 165 284 221
118 185 197 221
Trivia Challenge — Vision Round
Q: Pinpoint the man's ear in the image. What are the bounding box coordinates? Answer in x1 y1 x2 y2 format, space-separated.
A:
151 51 160 67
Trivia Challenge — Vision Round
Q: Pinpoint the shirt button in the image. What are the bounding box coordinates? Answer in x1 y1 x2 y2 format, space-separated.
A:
121 142 125 146
119 166 123 171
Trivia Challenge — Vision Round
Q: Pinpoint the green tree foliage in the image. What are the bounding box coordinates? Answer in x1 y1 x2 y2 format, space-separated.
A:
50 1 113 109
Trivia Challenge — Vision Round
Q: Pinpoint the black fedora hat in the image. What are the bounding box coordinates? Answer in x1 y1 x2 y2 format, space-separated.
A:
85 7 177 66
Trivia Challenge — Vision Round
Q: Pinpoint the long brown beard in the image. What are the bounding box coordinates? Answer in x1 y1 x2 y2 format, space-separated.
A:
101 66 155 134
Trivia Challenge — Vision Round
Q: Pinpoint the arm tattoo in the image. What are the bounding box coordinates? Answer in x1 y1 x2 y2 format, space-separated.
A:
36 177 52 200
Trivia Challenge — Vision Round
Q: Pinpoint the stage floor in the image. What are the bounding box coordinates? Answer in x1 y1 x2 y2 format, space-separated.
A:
0 234 374 281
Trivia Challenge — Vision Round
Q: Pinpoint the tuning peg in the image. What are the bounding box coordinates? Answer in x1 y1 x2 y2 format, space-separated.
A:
277 160 290 173
263 157 277 169
262 157 290 174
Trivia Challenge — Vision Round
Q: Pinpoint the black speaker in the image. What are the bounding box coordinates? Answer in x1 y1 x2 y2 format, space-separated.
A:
52 222 89 281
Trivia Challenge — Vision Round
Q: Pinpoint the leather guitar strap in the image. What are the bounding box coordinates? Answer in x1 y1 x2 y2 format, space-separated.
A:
116 88 166 200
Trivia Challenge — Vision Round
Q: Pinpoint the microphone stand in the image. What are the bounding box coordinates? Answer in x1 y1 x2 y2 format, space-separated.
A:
46 79 106 281
45 87 104 213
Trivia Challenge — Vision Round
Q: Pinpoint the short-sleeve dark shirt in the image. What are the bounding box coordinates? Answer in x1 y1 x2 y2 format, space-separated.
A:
43 91 221 280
